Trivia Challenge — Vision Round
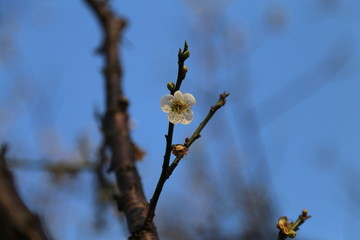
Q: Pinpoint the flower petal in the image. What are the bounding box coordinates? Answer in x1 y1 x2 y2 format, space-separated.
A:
160 94 173 113
184 93 196 106
173 91 184 101
168 112 183 124
181 109 194 124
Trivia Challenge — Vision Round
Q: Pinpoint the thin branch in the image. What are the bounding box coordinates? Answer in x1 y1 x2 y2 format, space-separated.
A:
0 144 52 240
144 43 191 229
144 91 229 228
83 1 158 239
174 41 190 93
168 92 230 175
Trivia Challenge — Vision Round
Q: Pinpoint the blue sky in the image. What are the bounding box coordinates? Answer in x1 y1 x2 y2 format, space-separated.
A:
1 0 360 239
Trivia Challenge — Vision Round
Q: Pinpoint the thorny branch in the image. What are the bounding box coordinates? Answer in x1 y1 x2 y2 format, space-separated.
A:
84 1 158 239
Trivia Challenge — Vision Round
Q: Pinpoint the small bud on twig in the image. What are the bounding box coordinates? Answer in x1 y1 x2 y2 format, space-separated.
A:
182 51 190 60
277 209 311 240
167 82 175 92
171 144 188 158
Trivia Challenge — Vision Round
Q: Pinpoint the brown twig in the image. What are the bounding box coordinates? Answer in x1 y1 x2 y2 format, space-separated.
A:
83 1 158 239
167 92 230 175
143 42 190 230
0 144 52 240
144 92 229 228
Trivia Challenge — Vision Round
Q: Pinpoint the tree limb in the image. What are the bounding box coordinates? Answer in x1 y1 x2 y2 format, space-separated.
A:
83 1 158 239
145 92 229 228
0 144 52 240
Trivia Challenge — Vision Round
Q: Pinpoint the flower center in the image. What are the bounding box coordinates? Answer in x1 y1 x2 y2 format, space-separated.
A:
172 100 188 113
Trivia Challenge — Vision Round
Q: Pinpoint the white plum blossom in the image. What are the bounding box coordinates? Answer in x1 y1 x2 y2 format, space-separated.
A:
160 91 196 124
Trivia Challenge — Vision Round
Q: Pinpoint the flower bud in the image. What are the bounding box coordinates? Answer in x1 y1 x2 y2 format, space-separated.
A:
167 82 175 92
182 50 190 59
172 144 188 158
288 230 296 238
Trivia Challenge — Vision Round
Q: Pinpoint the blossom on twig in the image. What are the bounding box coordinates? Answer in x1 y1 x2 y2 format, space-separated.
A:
277 217 296 238
160 91 196 124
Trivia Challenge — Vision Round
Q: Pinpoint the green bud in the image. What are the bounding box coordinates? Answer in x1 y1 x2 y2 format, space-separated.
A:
182 50 190 59
288 230 297 238
167 82 175 92
182 65 188 73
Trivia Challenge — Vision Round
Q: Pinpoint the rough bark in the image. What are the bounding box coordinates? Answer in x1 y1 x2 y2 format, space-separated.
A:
83 1 158 239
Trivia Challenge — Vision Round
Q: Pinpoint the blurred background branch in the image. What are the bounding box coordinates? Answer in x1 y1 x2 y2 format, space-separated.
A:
0 144 52 240
83 0 158 239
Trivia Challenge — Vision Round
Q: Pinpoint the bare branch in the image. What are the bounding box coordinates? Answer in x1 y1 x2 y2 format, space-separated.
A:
83 1 158 239
168 92 230 175
144 43 191 229
0 144 52 240
145 91 229 228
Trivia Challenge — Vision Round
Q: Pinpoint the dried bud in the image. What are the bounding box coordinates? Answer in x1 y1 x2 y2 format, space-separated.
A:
172 144 188 158
134 145 146 161
277 217 295 237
